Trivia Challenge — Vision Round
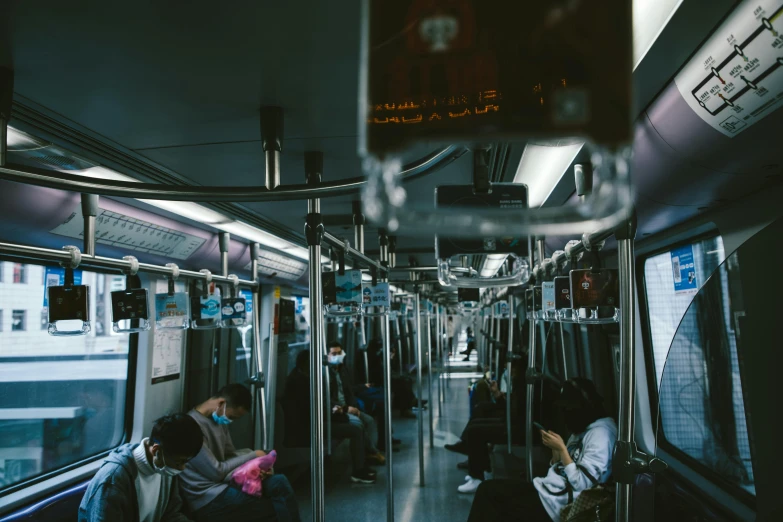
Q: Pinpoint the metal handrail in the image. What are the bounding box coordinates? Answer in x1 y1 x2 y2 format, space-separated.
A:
0 145 466 202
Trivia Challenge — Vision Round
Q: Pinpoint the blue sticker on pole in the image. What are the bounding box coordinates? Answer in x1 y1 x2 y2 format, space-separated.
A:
671 244 697 295
43 267 83 307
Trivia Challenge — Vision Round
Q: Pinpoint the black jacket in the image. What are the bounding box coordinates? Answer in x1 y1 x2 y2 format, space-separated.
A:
327 363 358 408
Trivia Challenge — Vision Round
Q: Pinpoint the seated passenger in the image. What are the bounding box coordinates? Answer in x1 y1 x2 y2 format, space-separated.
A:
466 378 617 522
180 384 300 522
327 340 386 466
358 338 393 452
388 345 424 419
78 413 202 522
446 361 525 487
283 349 377 484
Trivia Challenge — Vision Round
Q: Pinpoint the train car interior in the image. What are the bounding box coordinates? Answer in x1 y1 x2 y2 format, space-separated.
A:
0 1 782 521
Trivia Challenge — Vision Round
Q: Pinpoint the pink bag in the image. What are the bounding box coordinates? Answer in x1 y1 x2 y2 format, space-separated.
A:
230 450 277 497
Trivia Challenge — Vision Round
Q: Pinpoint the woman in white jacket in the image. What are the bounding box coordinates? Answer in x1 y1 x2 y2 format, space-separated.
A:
466 378 617 522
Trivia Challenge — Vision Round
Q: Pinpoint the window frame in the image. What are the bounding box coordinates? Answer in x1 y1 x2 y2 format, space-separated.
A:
637 232 756 508
0 258 138 497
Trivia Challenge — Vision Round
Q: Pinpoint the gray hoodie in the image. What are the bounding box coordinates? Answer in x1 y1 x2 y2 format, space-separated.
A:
77 443 192 522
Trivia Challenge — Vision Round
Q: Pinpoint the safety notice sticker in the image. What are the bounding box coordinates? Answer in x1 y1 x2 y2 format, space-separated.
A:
671 244 698 295
675 0 783 137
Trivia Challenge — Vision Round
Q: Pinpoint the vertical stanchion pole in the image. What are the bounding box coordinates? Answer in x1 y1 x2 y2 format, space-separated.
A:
558 322 569 380
437 306 443 414
506 298 514 454
415 293 425 486
378 234 394 522
249 244 267 450
305 151 326 522
444 313 450 388
616 217 637 522
525 304 537 482
266 322 277 449
81 194 98 257
427 311 434 448
488 310 494 375
494 315 501 380
0 68 11 168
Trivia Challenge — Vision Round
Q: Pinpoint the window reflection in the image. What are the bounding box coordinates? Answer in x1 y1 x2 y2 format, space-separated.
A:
654 245 755 495
0 262 129 491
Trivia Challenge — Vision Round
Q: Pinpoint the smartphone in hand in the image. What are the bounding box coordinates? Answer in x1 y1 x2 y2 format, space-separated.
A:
533 421 547 432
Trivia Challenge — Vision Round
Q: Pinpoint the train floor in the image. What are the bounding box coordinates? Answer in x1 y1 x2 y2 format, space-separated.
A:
289 344 523 521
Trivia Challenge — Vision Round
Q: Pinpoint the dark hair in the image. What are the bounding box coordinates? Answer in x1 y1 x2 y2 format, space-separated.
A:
559 378 606 434
328 340 343 350
214 383 252 411
296 349 310 371
150 413 203 458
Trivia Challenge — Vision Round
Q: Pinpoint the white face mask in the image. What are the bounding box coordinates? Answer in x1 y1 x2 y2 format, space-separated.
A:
152 446 183 477
328 353 346 365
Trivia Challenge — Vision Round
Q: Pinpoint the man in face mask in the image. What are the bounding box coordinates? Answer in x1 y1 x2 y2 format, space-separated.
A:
327 341 386 466
180 384 300 521
78 413 203 522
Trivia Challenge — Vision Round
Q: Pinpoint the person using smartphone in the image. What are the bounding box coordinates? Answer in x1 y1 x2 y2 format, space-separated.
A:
466 378 617 522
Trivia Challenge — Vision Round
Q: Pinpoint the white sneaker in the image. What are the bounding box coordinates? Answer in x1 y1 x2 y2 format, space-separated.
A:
484 471 494 481
458 477 482 493
464 475 471 482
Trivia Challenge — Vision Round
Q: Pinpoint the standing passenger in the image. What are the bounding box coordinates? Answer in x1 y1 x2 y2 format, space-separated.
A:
180 384 300 522
78 413 203 522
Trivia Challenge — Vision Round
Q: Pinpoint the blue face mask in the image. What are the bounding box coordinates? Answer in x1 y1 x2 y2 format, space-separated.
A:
212 403 232 425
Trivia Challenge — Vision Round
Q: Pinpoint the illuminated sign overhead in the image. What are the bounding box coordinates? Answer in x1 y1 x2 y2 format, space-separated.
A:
362 0 633 153
675 0 783 136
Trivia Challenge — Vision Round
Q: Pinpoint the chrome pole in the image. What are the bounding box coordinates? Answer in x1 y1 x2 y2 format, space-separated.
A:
353 200 365 254
427 311 434 448
266 321 277 449
305 151 326 522
81 194 98 257
219 232 230 277
437 306 443 415
324 333 332 457
415 293 425 486
494 315 501 380
616 220 637 522
261 106 283 191
265 150 281 190
0 115 7 167
379 236 394 522
558 322 569 380
488 311 494 376
506 298 514 454
250 244 267 450
525 305 537 482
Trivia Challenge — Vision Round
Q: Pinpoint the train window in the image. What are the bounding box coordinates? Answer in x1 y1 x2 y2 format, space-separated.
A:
642 236 726 385
0 263 131 493
644 236 755 498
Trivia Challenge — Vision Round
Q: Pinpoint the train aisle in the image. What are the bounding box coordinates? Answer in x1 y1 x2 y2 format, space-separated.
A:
292 338 483 522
